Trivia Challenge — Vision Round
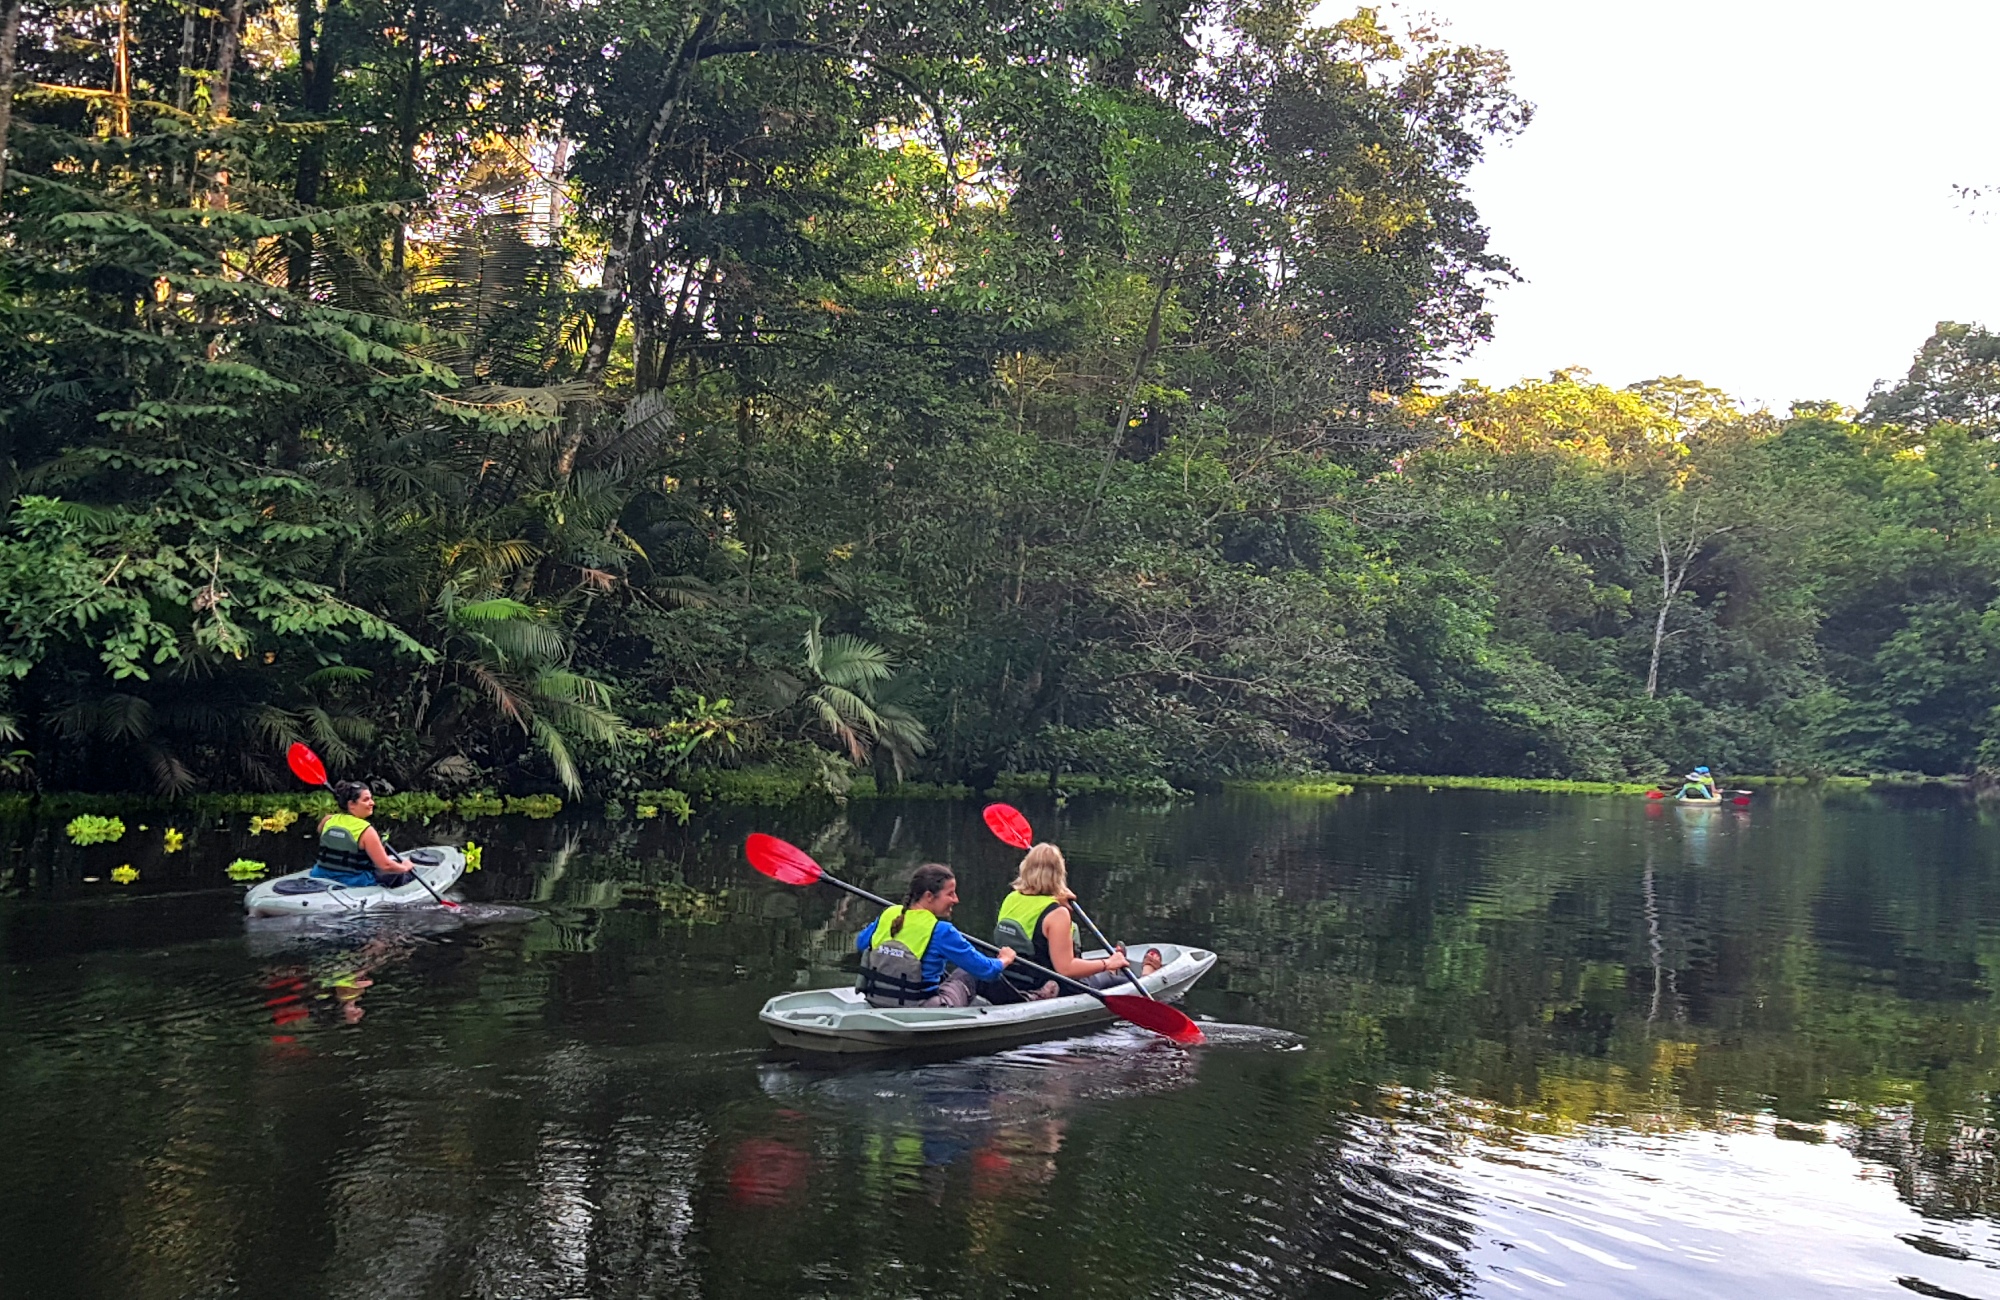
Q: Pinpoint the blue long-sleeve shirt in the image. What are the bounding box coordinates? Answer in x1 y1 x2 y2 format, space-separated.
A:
856 912 1006 984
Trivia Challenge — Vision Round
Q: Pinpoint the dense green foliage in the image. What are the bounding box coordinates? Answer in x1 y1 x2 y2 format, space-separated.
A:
1 0 1997 792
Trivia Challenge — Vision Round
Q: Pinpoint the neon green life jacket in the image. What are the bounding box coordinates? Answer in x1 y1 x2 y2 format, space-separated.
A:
314 812 375 879
858 905 941 1006
993 891 1073 986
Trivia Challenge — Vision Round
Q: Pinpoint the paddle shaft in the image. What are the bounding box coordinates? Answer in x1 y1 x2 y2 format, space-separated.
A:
1066 897 1154 1000
982 804 1152 999
820 870 1136 1003
312 778 458 910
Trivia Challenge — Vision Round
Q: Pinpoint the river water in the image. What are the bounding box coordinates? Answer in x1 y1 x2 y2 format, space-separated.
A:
4 787 2000 1298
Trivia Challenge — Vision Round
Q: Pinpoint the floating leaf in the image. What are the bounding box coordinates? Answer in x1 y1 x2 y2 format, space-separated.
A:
248 808 299 835
111 865 139 884
163 828 185 853
66 815 126 845
462 841 483 872
226 858 268 880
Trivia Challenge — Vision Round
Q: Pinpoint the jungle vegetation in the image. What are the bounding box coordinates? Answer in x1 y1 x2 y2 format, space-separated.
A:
1 0 1997 795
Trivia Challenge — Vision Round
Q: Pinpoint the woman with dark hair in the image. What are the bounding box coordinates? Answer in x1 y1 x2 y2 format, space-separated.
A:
856 863 1056 1007
308 782 417 888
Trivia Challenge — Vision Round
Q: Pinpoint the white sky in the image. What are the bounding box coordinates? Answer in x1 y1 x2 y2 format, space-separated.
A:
1364 0 2000 411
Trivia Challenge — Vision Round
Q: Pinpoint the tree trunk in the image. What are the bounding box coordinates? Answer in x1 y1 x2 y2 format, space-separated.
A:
287 0 339 293
1645 509 1678 699
390 0 424 283
556 6 718 479
1085 226 1188 524
174 10 196 110
212 0 246 117
0 0 24 198
112 0 131 135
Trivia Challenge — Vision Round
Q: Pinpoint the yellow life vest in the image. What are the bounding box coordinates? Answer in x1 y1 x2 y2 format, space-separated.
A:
313 812 375 879
858 905 941 1006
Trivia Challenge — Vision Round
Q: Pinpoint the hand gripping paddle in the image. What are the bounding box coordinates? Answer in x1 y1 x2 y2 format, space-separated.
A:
981 802 1155 1001
285 743 460 910
743 833 1202 1045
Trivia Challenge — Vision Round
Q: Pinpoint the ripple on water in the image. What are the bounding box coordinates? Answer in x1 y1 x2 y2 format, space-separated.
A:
1437 1114 2000 1298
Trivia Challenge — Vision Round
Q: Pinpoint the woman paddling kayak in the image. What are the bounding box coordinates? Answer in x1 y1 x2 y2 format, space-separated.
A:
994 843 1163 997
309 782 418 889
856 863 1058 1007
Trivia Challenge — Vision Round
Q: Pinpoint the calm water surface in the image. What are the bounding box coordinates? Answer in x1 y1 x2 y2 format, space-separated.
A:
5 788 2000 1298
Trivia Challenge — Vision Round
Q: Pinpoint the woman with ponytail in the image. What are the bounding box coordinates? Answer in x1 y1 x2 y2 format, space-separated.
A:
856 864 1056 1007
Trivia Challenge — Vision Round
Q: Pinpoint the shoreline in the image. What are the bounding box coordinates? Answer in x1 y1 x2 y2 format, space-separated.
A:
0 768 1937 822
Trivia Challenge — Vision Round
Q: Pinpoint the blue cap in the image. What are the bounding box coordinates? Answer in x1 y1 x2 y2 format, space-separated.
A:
1694 766 1710 774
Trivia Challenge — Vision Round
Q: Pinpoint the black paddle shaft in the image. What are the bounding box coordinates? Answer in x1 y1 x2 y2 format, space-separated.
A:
822 872 1128 1002
1066 897 1154 1000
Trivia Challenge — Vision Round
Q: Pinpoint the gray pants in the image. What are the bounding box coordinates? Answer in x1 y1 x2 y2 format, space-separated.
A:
919 968 980 1007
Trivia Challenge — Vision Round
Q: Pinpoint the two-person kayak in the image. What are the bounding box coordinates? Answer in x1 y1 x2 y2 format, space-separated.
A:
244 846 464 916
758 941 1215 1054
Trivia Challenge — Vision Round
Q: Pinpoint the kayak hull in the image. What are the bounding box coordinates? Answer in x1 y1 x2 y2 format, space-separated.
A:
242 846 465 916
1674 795 1722 806
759 942 1216 1055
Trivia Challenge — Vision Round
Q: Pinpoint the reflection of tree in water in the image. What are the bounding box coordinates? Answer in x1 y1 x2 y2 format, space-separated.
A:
719 1034 1478 1300
1847 1108 2000 1223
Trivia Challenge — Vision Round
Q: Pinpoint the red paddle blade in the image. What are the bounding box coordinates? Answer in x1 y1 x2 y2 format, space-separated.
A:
1107 994 1204 1045
982 803 1034 850
1733 796 1752 806
744 834 824 886
287 743 327 787
1644 790 1664 799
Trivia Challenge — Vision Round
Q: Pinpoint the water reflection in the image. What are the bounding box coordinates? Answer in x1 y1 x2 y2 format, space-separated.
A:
4 789 2000 1296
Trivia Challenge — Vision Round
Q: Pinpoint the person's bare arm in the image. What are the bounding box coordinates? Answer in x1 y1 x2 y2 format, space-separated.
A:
360 826 406 871
1045 906 1127 978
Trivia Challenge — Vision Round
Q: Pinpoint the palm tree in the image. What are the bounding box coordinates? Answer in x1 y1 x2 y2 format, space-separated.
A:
765 619 929 775
433 591 625 795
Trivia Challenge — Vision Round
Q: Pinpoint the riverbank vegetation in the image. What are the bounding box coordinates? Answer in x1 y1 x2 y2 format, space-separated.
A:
3 0 1998 795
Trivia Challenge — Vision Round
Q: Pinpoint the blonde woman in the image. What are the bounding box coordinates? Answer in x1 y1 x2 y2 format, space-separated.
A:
992 843 1164 995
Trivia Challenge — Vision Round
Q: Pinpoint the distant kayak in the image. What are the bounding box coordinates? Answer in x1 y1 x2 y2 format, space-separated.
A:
759 941 1216 1055
243 846 464 917
1674 794 1723 806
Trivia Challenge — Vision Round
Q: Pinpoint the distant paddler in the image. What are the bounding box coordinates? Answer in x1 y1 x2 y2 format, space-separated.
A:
1676 766 1718 801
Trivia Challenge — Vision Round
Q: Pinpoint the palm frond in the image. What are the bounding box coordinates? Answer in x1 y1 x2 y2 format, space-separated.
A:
812 633 894 687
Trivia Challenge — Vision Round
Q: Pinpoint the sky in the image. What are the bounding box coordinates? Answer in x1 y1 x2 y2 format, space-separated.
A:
1363 0 2000 411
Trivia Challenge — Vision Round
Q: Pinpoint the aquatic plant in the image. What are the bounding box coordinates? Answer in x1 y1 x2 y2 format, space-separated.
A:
66 815 125 845
363 792 451 818
1223 779 1356 798
991 772 1188 799
505 794 563 819
226 859 268 880
633 790 695 823
248 808 300 835
162 828 185 853
636 804 658 819
462 841 483 872
110 865 138 884
653 881 730 924
1327 774 1659 796
452 793 505 817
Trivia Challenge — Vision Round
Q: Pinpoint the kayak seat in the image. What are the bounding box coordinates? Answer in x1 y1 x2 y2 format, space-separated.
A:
272 877 334 895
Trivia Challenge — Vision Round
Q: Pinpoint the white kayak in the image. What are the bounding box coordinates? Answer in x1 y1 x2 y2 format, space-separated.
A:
243 845 465 917
759 941 1216 1055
